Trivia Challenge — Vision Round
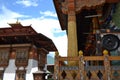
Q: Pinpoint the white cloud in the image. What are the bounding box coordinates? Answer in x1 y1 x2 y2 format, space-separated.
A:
19 18 68 56
0 6 67 57
0 5 29 27
53 34 68 56
0 5 28 19
40 11 57 18
16 0 38 7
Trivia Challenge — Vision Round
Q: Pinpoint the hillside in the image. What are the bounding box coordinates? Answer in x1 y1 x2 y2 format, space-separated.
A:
47 55 54 64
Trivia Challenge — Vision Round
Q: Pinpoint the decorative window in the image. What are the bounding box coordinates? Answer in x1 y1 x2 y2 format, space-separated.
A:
16 70 26 80
0 50 9 65
16 49 28 63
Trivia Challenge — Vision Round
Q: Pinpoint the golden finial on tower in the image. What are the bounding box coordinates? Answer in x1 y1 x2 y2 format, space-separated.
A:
55 51 59 56
16 18 20 24
79 50 83 56
103 49 109 55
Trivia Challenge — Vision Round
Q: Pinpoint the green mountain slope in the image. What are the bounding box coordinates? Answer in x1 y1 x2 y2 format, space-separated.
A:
113 3 120 27
47 55 54 64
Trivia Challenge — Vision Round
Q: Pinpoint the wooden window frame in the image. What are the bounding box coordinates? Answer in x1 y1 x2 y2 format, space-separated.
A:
16 70 26 80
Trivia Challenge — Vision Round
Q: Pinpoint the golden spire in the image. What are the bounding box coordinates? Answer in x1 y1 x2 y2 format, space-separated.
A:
16 18 20 24
103 49 109 55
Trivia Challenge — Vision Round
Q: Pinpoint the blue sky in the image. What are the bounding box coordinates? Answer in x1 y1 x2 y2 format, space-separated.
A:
0 0 56 19
0 0 67 56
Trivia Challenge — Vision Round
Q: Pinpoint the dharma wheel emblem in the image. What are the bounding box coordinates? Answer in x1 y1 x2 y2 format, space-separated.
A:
101 34 120 51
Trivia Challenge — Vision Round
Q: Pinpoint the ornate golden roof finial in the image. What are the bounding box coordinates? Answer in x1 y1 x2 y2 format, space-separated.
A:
16 18 20 24
79 50 83 56
55 51 59 56
103 49 109 55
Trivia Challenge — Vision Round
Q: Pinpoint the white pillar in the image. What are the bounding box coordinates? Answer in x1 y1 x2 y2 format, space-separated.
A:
3 59 16 80
26 59 38 80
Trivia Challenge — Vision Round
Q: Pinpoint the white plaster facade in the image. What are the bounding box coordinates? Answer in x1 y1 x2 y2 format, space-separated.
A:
2 59 38 80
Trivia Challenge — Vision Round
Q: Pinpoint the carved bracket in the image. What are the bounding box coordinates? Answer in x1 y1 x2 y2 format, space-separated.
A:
62 0 105 14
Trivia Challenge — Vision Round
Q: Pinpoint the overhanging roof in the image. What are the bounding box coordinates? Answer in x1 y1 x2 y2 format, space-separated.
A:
53 0 120 30
0 23 57 51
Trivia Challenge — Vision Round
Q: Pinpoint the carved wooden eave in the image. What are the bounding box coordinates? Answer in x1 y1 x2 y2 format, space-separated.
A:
53 0 120 30
53 0 67 30
0 23 37 36
0 23 57 51
106 0 120 3
62 0 106 14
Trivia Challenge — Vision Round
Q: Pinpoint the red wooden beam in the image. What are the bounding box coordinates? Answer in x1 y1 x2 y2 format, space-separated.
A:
106 0 120 3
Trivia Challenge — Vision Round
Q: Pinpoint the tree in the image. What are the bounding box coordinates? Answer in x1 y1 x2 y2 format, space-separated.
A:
112 3 120 28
